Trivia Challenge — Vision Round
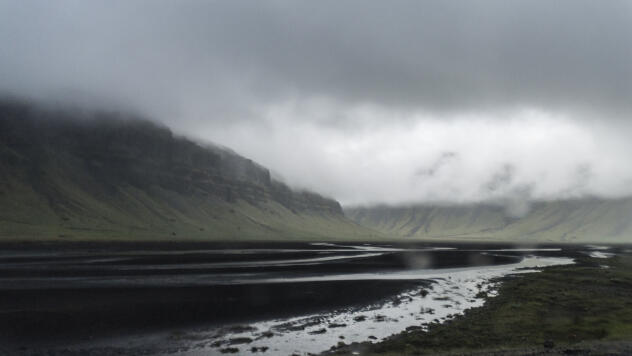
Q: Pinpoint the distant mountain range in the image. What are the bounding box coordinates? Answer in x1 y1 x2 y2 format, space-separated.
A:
2 99 630 243
0 99 376 241
346 199 632 243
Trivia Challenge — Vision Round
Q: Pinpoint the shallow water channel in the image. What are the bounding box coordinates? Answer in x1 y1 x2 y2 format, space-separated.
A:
0 242 599 355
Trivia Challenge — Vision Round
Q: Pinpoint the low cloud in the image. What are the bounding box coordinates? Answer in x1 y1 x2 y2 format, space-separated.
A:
1 1 631 206
194 108 632 206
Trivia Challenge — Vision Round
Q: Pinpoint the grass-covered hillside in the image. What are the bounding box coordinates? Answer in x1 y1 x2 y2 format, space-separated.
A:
346 199 632 243
0 100 377 241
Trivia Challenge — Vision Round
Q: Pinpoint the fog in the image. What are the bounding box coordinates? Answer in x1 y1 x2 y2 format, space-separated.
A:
1 1 631 205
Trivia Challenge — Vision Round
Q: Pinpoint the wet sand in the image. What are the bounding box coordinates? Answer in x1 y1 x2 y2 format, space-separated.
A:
0 241 595 354
330 245 632 356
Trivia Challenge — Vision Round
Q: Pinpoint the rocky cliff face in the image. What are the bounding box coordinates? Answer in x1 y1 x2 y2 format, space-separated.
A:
0 100 367 241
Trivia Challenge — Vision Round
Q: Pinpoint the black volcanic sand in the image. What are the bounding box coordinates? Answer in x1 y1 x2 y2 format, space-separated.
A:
0 241 594 353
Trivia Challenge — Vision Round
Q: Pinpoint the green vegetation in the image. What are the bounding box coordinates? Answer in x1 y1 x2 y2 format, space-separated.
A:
346 200 632 243
0 100 379 241
332 254 632 355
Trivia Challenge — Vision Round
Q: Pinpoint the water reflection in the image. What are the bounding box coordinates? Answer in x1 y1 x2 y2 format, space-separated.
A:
0 242 613 355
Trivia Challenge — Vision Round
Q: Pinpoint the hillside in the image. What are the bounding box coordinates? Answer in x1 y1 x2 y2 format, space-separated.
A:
0 100 377 241
345 199 632 243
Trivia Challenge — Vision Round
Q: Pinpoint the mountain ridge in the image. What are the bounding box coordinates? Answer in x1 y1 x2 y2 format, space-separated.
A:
0 99 377 241
345 198 632 243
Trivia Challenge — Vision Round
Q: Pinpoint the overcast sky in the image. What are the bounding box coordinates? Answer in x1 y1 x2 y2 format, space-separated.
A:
1 1 631 206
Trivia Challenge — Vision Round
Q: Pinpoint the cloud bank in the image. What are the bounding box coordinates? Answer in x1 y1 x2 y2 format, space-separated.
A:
1 1 631 205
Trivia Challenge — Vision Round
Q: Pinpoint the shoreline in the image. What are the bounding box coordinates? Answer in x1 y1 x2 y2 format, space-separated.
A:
329 252 632 355
0 244 626 355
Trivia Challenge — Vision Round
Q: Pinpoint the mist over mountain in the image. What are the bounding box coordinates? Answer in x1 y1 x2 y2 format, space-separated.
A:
1 1 631 242
0 99 375 241
346 199 632 243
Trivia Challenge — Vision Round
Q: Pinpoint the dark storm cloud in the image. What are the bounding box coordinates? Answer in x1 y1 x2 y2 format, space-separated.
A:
1 0 631 122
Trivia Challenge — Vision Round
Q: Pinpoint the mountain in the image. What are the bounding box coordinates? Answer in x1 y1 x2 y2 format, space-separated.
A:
345 199 632 243
0 99 377 241
4 99 629 244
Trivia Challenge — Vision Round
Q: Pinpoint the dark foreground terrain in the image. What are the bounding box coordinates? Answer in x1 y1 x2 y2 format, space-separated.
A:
0 242 522 350
0 242 628 355
332 249 632 356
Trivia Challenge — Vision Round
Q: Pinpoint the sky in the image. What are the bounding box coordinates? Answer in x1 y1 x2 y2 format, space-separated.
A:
1 0 631 206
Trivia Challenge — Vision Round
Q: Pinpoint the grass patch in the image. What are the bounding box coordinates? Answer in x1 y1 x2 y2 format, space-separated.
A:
332 254 632 355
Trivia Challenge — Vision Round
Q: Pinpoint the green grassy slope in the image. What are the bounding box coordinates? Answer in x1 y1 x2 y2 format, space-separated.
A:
346 199 632 243
0 100 378 241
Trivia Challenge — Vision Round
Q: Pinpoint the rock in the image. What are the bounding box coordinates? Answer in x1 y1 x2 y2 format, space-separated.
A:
256 331 275 339
228 337 252 345
309 328 327 335
374 315 387 322
328 323 347 328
